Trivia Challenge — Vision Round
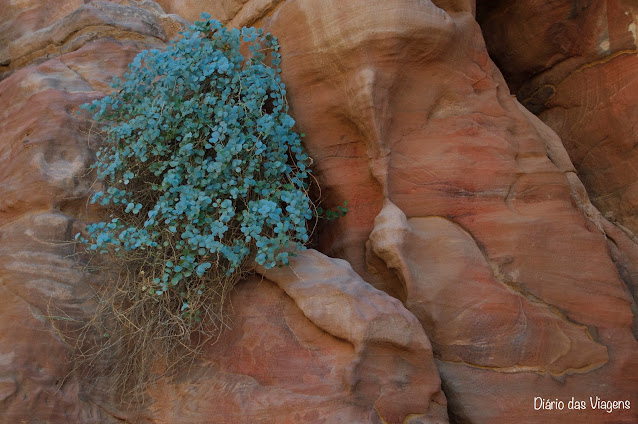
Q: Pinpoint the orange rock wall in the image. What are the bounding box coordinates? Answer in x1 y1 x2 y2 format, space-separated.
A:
479 0 638 234
1 1 637 423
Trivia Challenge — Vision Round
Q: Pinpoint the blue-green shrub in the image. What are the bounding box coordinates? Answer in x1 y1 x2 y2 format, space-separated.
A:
78 15 312 313
70 14 320 402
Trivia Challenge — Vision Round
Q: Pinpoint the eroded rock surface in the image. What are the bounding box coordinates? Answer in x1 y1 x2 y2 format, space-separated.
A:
369 199 609 375
0 2 447 423
0 3 183 422
0 212 109 423
478 0 638 235
143 249 450 423
148 252 448 424
255 1 638 422
257 249 447 423
1 0 637 423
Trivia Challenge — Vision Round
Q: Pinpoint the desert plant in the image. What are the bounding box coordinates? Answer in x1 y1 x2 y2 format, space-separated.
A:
72 14 314 402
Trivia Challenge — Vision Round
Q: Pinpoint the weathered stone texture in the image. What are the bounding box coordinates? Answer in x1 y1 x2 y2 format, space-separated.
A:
478 0 638 235
1 1 637 423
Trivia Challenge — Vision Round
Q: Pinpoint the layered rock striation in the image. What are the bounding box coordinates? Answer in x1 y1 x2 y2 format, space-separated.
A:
478 0 638 235
0 1 636 423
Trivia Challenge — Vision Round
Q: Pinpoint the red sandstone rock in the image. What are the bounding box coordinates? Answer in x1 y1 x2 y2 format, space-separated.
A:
478 0 638 234
0 1 186 80
0 3 447 423
0 4 187 422
256 1 638 422
256 249 447 423
154 0 285 27
0 212 113 423
369 199 609 374
2 0 638 423
149 261 448 424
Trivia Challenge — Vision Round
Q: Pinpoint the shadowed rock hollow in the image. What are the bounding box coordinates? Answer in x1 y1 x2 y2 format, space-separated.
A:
478 0 638 236
0 0 637 423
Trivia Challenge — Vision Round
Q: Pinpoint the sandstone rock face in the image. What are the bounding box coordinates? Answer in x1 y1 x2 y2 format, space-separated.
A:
256 1 637 422
478 0 638 234
0 0 186 79
154 0 284 27
148 252 448 424
256 250 447 423
0 212 108 423
0 2 447 423
369 199 608 375
1 0 638 423
0 4 186 422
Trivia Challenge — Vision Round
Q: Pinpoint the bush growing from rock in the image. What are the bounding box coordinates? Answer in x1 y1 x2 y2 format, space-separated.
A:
74 14 314 401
